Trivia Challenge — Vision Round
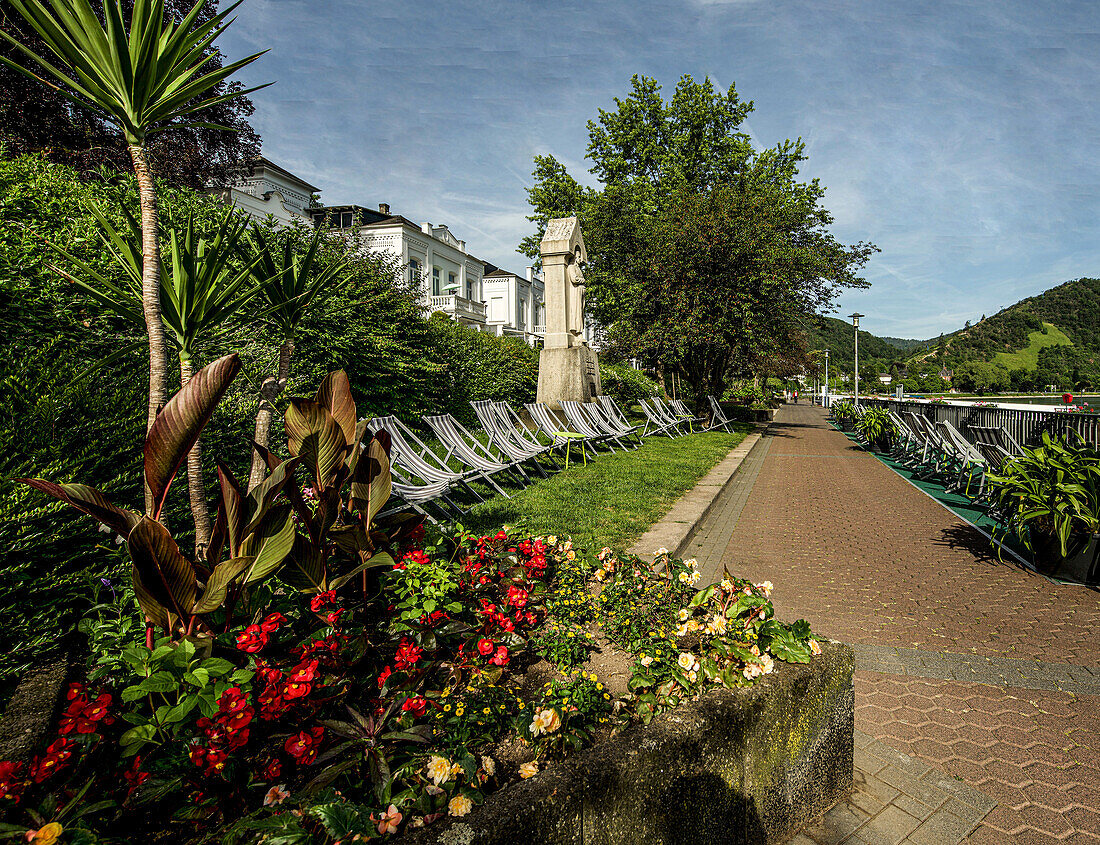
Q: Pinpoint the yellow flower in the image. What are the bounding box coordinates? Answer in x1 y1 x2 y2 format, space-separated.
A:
519 761 539 779
26 824 63 845
426 755 451 786
448 795 474 817
483 707 491 714
456 706 465 716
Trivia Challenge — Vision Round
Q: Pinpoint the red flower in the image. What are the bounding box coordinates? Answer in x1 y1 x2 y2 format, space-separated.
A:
30 738 74 783
260 612 286 633
401 695 428 717
0 760 25 804
401 549 430 568
262 757 282 780
284 726 324 766
477 638 495 656
506 585 529 608
235 624 268 653
258 684 290 721
377 666 392 689
495 530 508 541
310 590 337 612
282 659 320 700
323 608 344 626
490 645 510 666
123 755 150 796
393 640 423 671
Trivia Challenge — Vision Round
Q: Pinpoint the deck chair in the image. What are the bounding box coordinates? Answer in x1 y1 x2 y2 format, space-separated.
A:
492 401 567 461
524 402 598 466
638 398 684 437
653 397 698 433
669 399 707 432
935 420 987 496
422 414 525 496
969 426 1016 474
385 465 466 523
705 395 736 433
587 400 642 446
560 401 625 451
598 395 637 432
367 415 487 504
470 400 552 477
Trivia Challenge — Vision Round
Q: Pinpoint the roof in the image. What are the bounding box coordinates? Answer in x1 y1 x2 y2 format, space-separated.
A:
250 156 321 193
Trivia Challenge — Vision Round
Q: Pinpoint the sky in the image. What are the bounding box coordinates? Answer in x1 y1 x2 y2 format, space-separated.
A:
219 0 1100 340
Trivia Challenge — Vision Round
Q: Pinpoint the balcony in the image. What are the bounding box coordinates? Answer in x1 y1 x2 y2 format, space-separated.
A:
428 295 487 324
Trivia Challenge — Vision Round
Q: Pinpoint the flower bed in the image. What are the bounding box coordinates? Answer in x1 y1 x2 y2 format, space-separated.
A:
2 365 825 843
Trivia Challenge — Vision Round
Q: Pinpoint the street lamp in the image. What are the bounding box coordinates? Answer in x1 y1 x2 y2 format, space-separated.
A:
824 349 830 407
849 313 864 407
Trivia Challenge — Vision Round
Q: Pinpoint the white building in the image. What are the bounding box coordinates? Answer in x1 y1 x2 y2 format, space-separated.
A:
310 203 488 327
214 156 318 227
482 265 545 344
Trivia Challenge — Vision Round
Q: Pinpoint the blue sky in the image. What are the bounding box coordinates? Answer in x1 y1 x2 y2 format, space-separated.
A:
219 0 1100 340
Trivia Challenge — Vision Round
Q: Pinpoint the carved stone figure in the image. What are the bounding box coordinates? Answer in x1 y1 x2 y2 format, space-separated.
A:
566 247 586 340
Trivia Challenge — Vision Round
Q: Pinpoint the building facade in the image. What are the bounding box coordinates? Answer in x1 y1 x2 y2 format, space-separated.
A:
214 156 318 227
309 203 488 327
482 265 545 344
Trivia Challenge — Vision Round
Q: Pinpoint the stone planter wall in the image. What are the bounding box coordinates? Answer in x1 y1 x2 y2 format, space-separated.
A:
403 641 854 845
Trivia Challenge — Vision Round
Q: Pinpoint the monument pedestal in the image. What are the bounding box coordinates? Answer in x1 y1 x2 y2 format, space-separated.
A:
536 346 602 409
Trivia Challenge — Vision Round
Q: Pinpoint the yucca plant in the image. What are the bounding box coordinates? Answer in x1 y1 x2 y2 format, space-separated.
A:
51 202 266 556
0 0 269 510
242 225 351 490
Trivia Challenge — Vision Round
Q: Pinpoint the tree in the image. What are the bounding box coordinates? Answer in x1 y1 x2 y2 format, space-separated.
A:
0 0 261 187
522 74 876 402
243 224 351 490
1 0 268 509
52 202 263 555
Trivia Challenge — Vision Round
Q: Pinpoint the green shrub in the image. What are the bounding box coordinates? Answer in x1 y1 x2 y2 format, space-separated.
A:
599 361 658 405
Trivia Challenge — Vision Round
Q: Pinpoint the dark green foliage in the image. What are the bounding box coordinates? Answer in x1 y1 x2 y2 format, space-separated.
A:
599 362 658 405
802 315 910 371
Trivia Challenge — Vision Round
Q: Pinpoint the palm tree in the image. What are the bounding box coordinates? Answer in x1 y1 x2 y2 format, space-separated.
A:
52 202 263 555
0 0 268 508
243 225 350 489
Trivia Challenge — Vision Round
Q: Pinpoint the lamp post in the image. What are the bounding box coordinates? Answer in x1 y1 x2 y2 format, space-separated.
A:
849 313 864 407
824 349 830 407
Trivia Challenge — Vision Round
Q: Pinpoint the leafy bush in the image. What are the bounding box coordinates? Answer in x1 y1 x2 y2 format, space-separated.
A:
599 362 658 405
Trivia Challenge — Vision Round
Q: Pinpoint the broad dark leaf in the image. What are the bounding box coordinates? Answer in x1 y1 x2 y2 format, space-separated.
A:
285 398 348 489
315 370 357 449
145 353 241 519
127 517 197 621
20 479 139 537
192 556 252 614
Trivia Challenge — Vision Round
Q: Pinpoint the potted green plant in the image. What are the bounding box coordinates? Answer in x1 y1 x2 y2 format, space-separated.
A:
854 407 896 453
831 401 856 431
988 433 1100 583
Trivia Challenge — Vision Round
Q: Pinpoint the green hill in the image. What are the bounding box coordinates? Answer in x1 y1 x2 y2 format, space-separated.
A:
992 322 1072 370
802 315 914 370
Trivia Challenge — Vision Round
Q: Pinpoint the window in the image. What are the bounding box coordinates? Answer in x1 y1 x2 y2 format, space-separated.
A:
466 276 474 300
432 267 441 296
408 258 420 286
340 211 353 229
448 272 457 296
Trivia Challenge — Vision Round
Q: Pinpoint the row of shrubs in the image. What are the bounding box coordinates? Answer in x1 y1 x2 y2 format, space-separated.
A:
0 152 657 699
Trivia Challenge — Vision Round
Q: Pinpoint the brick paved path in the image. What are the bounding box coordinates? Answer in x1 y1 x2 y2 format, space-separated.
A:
693 404 1100 843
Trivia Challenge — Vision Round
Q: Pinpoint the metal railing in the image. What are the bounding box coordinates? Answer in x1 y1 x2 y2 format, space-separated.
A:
428 295 488 322
859 397 1100 451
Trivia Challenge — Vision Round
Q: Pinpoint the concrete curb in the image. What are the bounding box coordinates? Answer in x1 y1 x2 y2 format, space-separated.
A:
629 424 769 560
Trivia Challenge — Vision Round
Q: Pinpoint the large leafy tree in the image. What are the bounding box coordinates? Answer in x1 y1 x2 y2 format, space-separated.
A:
0 0 261 187
0 0 268 509
522 74 877 401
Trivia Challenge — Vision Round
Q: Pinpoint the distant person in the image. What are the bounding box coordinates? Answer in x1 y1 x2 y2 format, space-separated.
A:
793 390 798 403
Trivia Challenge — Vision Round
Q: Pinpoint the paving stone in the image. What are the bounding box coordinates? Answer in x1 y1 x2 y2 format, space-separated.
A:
693 405 1100 843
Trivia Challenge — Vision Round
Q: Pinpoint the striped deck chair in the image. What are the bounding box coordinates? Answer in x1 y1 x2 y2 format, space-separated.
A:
560 401 623 451
367 415 487 504
470 400 552 477
525 403 597 466
637 398 683 437
707 395 735 433
669 399 706 433
422 414 524 496
588 400 642 446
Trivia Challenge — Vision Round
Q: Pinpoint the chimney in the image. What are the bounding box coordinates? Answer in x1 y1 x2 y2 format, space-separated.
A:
421 222 432 235
378 202 390 215
526 266 534 282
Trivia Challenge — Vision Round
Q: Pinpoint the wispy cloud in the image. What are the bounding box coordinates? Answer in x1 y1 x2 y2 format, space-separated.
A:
219 0 1100 338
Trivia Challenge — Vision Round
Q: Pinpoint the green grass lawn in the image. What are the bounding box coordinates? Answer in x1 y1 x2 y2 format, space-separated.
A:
464 426 752 553
994 322 1072 370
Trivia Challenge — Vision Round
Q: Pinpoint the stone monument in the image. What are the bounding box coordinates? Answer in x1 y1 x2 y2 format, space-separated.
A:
536 217 602 408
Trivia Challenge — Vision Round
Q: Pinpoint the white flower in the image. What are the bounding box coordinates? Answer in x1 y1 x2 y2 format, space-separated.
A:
481 755 496 777
678 571 691 584
810 639 822 656
743 663 764 680
114 534 125 545
654 547 669 557
639 655 653 667
677 608 690 622
687 669 698 683
685 558 698 570
675 623 689 637
519 761 539 779
426 755 451 786
547 535 558 545
677 652 699 673
720 578 734 592
689 570 701 585
97 523 111 534
448 795 473 817
756 580 773 596
529 708 559 737
707 614 728 635
761 654 775 674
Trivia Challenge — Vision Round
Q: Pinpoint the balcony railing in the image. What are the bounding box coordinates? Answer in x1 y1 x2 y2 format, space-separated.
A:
428 295 487 323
